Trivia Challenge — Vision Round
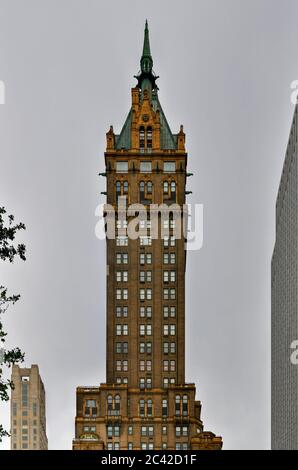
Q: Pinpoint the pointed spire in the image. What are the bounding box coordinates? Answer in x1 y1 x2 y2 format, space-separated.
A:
134 20 159 91
142 20 151 60
141 20 153 73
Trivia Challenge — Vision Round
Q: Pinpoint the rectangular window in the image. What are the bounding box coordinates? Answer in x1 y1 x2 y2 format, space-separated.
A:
123 289 128 300
140 161 152 173
116 161 128 173
170 272 176 282
116 271 128 282
170 360 176 371
170 342 176 353
146 289 152 300
170 253 176 264
123 324 128 335
163 306 169 318
170 288 176 300
140 360 145 372
140 378 145 390
140 306 152 318
163 253 169 264
170 306 176 317
116 236 128 246
139 342 145 353
163 360 169 371
163 342 169 354
146 377 152 389
163 325 169 336
170 236 176 247
140 236 152 246
140 325 145 336
163 271 169 283
123 360 128 371
116 252 128 264
164 162 175 173
21 383 28 407
123 306 128 317
140 289 145 301
146 324 152 336
170 325 176 335
128 426 133 436
147 342 152 354
163 289 169 300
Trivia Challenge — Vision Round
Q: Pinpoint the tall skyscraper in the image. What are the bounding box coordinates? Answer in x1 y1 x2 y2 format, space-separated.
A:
272 105 298 450
73 22 222 451
10 364 48 450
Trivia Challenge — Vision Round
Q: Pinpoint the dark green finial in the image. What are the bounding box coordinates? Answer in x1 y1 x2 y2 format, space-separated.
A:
141 19 153 73
134 20 159 90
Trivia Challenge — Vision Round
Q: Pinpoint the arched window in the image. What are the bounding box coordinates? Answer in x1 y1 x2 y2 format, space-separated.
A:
182 395 188 416
162 399 168 417
147 399 153 417
107 395 113 414
139 127 145 151
175 395 181 416
147 181 152 194
163 181 169 194
116 181 121 201
147 126 152 150
123 181 128 194
115 395 121 414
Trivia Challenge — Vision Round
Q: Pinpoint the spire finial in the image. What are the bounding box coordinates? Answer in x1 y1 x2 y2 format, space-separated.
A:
134 21 159 91
141 19 152 71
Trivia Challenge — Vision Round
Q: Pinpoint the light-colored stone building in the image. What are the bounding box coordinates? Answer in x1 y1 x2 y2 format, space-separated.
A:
272 105 298 449
10 364 48 450
72 21 222 451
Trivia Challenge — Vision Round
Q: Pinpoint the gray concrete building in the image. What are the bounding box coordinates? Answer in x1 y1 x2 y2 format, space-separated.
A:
272 105 298 449
10 365 48 450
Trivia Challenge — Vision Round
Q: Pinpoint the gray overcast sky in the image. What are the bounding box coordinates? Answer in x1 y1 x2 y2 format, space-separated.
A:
0 0 297 450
